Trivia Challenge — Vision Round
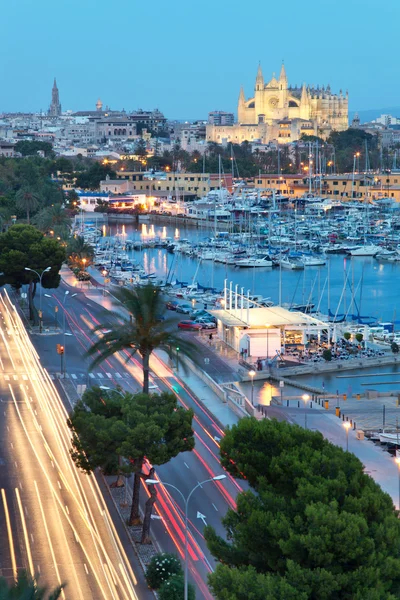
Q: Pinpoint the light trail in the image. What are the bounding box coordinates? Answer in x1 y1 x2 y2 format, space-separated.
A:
0 292 139 600
1 488 17 580
15 487 35 578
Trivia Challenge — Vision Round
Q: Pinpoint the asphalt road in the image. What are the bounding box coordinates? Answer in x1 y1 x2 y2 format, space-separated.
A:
27 283 244 599
0 290 147 600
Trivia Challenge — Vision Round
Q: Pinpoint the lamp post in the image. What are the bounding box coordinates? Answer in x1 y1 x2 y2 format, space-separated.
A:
265 323 271 366
302 393 310 429
102 269 108 296
395 457 400 510
62 291 77 378
146 475 226 600
343 421 351 452
25 266 51 333
249 370 256 406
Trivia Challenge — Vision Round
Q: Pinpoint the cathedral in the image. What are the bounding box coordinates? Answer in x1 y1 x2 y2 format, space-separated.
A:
48 78 62 117
206 63 348 145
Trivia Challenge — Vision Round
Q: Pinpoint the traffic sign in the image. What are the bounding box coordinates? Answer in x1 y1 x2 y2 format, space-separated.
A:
279 380 284 388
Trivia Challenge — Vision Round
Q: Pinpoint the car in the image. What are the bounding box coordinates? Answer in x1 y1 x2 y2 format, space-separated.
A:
177 320 202 330
195 319 215 329
176 303 192 314
190 309 213 320
166 300 179 310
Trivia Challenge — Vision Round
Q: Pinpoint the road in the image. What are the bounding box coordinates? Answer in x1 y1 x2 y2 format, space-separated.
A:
0 290 146 600
28 282 244 599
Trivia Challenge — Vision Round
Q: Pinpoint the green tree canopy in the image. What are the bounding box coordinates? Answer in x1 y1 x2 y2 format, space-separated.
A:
33 204 71 239
0 224 65 319
68 388 194 540
74 162 116 190
206 418 400 600
15 140 55 158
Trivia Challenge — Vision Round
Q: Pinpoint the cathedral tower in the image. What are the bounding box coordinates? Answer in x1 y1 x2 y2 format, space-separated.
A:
49 78 61 117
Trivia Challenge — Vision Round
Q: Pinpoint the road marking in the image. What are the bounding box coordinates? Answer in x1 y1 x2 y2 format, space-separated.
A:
4 375 9 381
58 481 62 489
106 373 112 379
14 462 18 469
50 374 55 380
89 373 95 379
197 481 203 488
30 533 34 543
1 489 17 579
71 374 77 380
212 503 219 511
10 442 13 449
84 563 89 575
22 375 28 380
65 505 69 515
13 375 18 381
115 373 122 379
6 426 9 431
184 462 190 469
97 373 104 379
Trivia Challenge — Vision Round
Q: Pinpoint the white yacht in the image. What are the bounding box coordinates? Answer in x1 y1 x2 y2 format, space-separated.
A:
279 258 304 270
235 256 273 268
300 256 326 267
348 245 381 257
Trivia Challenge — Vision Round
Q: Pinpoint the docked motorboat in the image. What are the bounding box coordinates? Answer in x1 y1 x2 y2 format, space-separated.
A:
300 255 326 266
279 258 304 270
379 432 400 444
348 245 381 257
235 255 273 268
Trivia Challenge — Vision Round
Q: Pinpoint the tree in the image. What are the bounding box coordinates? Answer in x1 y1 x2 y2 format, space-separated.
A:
74 162 116 190
120 391 194 533
355 332 364 344
15 140 54 158
68 388 194 537
0 224 65 320
134 138 147 158
343 332 351 341
33 204 71 239
322 348 332 361
86 284 199 394
15 187 41 223
158 575 196 600
205 418 400 600
66 235 94 268
0 569 64 599
146 553 183 589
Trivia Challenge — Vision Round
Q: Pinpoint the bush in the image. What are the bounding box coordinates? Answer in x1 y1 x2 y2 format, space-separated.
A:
392 342 399 354
322 349 332 361
158 574 195 600
145 553 183 590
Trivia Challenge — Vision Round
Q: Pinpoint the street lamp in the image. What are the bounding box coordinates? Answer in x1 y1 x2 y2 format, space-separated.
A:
395 457 400 510
25 266 51 332
343 421 351 452
62 291 77 378
248 370 256 406
99 385 125 398
146 475 226 600
302 394 310 429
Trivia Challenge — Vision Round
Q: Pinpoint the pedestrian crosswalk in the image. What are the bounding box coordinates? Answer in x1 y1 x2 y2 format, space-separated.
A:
0 371 135 382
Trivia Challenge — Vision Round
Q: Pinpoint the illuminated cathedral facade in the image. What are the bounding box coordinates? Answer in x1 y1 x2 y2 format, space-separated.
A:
206 63 348 145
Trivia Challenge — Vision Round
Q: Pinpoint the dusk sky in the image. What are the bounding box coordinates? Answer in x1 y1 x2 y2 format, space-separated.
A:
1 0 398 118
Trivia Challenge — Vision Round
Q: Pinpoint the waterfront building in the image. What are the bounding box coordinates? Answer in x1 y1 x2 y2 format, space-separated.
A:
116 170 233 197
207 63 348 145
48 78 62 117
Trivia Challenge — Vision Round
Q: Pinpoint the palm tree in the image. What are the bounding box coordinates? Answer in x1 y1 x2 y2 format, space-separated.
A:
86 285 198 393
0 570 65 599
33 204 71 239
15 188 41 223
66 235 94 268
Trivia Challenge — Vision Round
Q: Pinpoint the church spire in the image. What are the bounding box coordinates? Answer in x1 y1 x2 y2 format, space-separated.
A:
239 86 245 105
301 82 308 104
279 62 287 83
255 63 264 90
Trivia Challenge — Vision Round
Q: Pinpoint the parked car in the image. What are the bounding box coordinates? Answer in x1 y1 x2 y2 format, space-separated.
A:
166 300 179 311
177 320 202 330
176 303 192 314
195 319 215 329
190 309 215 321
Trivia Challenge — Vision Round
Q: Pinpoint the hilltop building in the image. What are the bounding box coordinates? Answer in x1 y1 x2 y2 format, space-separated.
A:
207 63 348 145
48 78 62 117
